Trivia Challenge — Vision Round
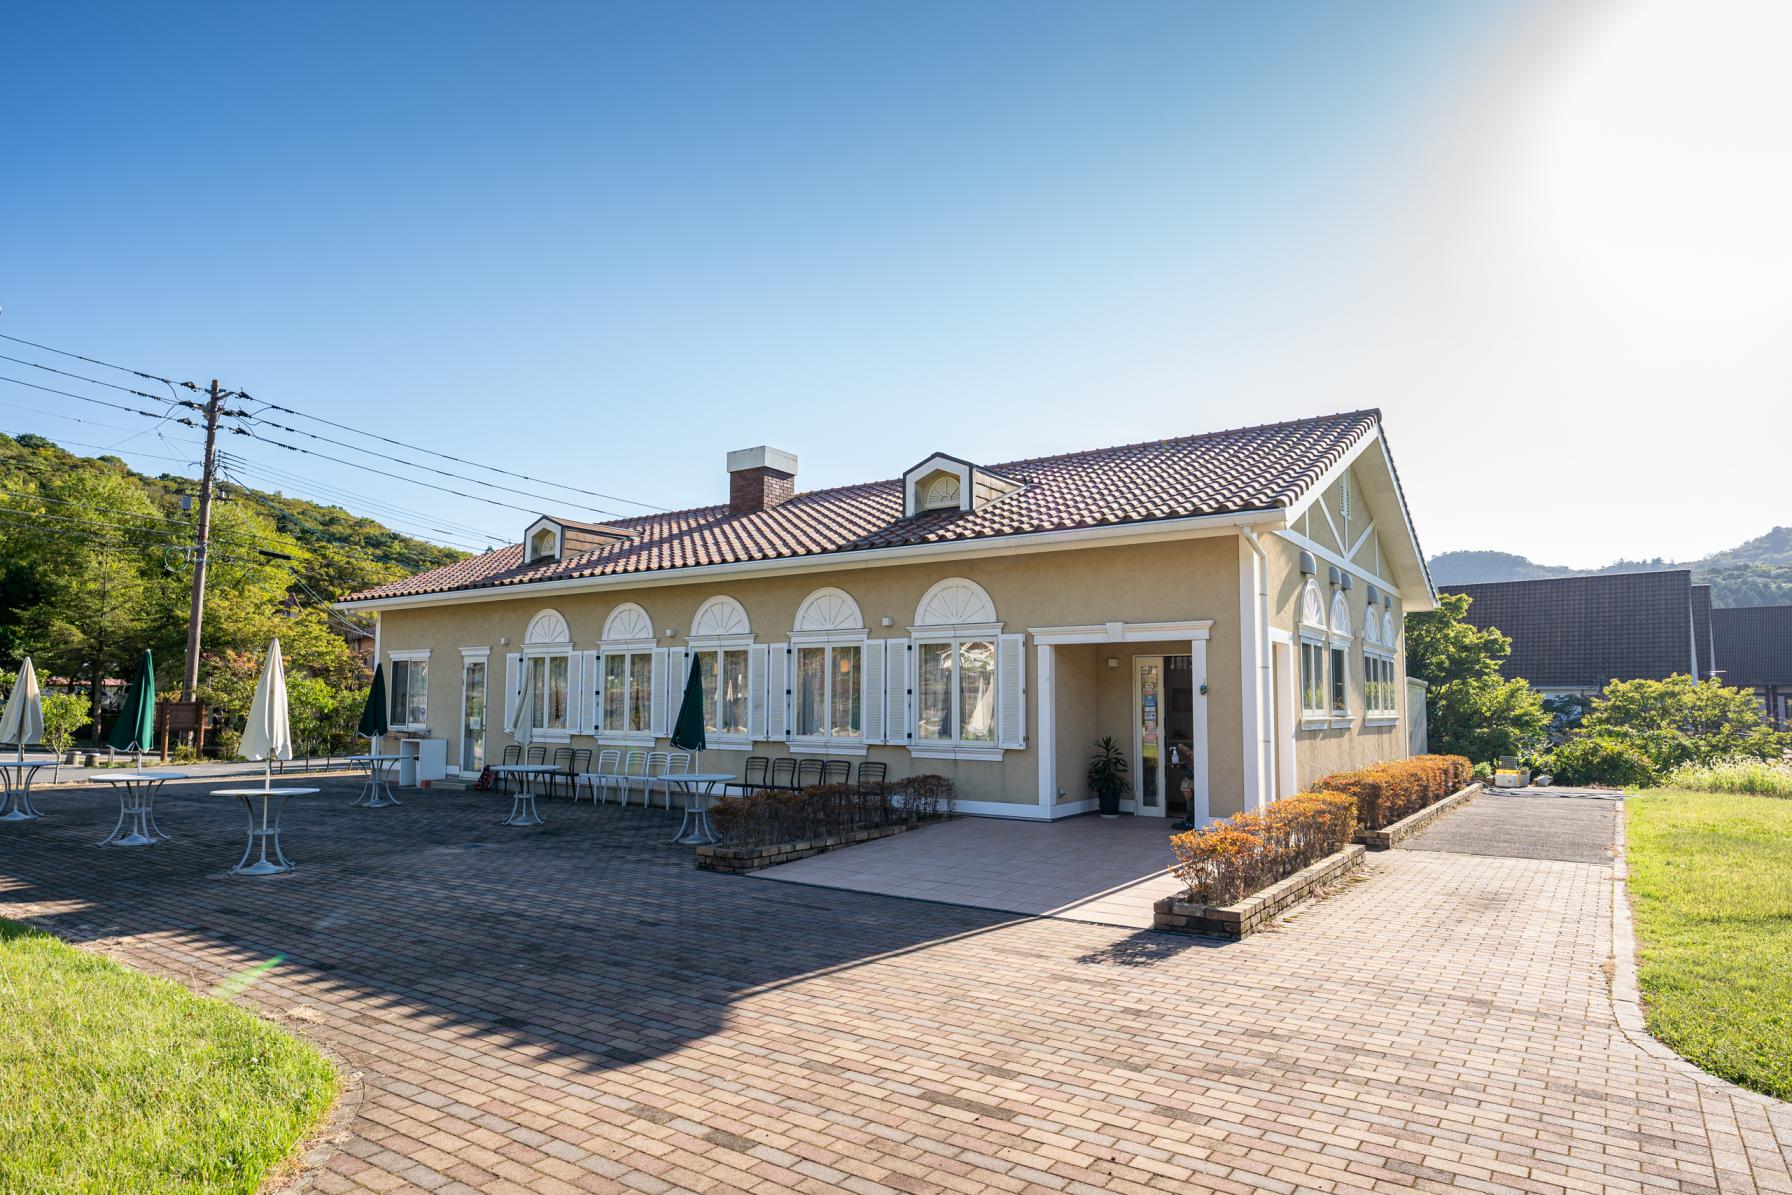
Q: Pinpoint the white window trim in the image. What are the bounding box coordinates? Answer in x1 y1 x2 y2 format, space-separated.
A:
1364 646 1400 721
685 632 755 748
1298 631 1329 727
909 632 1004 756
387 649 431 732
596 637 657 745
787 631 870 749
521 649 575 741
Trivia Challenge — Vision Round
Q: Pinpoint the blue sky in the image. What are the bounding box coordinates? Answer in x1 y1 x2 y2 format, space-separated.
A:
6 1 1786 565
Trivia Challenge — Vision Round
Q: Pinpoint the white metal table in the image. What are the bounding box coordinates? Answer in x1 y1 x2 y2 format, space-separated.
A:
90 771 187 846
487 763 559 826
213 786 318 876
346 753 404 808
665 773 736 845
0 760 55 822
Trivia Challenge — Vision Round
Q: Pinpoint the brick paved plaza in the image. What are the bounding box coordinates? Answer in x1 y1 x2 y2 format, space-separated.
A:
2 781 1789 1194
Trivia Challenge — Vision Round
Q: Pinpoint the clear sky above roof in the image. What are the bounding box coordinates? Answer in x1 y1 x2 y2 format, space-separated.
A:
4 1 1786 567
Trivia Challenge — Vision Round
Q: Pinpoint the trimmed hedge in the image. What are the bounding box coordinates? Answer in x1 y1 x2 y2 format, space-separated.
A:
1168 791 1357 906
708 775 954 848
1314 754 1472 830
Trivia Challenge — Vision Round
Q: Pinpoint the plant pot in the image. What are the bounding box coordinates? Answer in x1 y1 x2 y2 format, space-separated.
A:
1097 790 1120 818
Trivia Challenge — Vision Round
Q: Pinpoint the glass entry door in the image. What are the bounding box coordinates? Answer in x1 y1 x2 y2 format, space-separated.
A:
1133 655 1194 819
460 658 487 775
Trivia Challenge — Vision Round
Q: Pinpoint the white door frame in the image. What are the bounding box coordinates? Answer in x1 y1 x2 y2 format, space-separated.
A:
1132 655 1167 817
458 649 490 777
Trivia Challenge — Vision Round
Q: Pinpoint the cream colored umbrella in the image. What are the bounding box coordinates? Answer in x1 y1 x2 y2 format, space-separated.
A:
240 639 293 789
0 657 44 763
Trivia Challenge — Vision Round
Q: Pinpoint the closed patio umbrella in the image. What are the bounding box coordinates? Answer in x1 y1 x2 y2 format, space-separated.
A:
108 649 156 759
240 638 293 789
357 662 389 751
0 657 44 763
670 656 707 769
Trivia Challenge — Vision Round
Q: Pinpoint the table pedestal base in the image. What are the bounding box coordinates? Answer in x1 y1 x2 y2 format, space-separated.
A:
0 763 49 822
233 793 295 876
99 787 170 847
503 790 543 826
351 763 402 809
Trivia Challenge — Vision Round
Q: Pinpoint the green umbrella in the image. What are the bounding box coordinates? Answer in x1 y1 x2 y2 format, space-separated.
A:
670 656 707 757
107 649 157 753
357 663 390 742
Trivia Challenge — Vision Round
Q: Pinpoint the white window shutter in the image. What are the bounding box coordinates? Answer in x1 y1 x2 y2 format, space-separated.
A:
768 643 789 740
997 633 1027 749
649 647 669 737
667 648 689 729
566 651 584 735
885 640 910 743
861 639 886 744
588 651 604 733
503 652 522 733
747 644 769 741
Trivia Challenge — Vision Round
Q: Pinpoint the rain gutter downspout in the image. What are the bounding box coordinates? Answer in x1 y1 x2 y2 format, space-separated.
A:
1240 526 1274 808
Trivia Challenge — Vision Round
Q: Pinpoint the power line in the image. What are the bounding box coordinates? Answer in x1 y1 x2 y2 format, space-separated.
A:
0 352 204 410
222 472 481 569
237 394 668 513
0 332 190 388
221 453 503 548
0 373 188 422
226 414 642 522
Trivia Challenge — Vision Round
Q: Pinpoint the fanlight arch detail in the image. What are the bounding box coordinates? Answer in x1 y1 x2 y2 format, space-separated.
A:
1329 591 1352 638
795 587 863 632
691 595 751 638
1300 580 1327 629
915 577 997 626
1383 611 1397 649
602 602 654 642
524 608 571 646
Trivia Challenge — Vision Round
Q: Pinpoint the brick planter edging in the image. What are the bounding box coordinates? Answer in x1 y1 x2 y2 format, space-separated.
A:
1153 843 1365 939
1353 782 1483 850
694 821 927 873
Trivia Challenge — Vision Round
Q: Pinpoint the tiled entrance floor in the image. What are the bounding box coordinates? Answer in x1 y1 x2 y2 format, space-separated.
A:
754 813 1184 928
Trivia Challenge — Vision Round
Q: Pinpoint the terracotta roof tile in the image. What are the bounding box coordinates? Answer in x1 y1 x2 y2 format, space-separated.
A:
342 409 1381 602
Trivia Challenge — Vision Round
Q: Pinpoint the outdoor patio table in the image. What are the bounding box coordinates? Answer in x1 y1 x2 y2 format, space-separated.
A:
345 753 404 808
213 786 318 876
90 771 187 846
0 760 55 822
487 763 559 826
665 773 736 845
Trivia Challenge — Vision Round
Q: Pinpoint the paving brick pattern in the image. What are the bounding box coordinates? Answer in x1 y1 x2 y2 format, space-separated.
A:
2 782 1789 1194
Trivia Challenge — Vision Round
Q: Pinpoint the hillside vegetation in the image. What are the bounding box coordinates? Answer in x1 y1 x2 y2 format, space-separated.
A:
1430 532 1792 607
0 432 467 746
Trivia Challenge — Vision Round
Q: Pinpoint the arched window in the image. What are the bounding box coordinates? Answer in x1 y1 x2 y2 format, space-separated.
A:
791 588 867 744
687 596 753 742
1329 591 1352 639
1298 581 1328 719
1364 605 1400 719
598 603 655 739
522 608 573 735
913 578 1000 747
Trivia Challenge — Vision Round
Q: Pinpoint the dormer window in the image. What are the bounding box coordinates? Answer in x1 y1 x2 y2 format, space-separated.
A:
901 453 1021 518
522 515 633 565
922 473 961 511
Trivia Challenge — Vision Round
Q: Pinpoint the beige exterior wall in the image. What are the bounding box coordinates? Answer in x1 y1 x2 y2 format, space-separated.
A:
373 535 1245 814
1266 463 1415 789
367 465 1424 819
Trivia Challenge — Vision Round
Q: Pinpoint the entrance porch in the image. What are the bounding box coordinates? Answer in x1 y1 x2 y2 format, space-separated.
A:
1032 621 1215 823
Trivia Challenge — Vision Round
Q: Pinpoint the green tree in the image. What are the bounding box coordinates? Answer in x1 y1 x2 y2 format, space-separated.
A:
1405 593 1550 764
1578 675 1789 772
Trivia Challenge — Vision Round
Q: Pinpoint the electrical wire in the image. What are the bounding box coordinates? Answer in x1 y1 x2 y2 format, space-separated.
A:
0 332 190 388
0 373 188 422
221 453 503 549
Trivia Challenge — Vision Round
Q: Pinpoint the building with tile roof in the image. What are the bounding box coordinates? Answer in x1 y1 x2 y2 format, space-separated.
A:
339 410 1435 820
1713 605 1792 726
1448 571 1717 696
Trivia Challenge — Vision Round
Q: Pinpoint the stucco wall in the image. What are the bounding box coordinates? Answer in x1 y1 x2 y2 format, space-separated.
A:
372 535 1245 813
1264 470 1415 789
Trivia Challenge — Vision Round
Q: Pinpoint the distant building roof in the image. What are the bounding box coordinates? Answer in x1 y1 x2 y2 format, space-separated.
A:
1449 571 1707 688
1712 606 1792 688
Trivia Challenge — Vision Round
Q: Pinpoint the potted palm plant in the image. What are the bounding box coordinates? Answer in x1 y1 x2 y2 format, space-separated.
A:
1087 736 1130 819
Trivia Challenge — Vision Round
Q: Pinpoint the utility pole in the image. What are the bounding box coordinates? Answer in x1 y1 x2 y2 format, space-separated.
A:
180 379 225 702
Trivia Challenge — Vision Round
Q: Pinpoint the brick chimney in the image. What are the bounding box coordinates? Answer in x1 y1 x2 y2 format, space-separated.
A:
726 446 797 514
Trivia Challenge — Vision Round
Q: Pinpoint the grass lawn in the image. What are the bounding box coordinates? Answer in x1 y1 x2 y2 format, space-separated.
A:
1626 789 1792 1100
0 918 338 1192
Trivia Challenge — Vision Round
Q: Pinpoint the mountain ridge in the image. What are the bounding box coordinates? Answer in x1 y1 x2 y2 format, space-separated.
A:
1430 529 1792 608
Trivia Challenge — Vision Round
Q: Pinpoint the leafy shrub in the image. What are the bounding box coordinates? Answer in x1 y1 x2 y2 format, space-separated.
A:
709 775 955 848
1578 675 1790 773
1169 791 1357 905
1314 754 1473 830
37 694 91 758
1663 754 1792 798
1541 735 1657 788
